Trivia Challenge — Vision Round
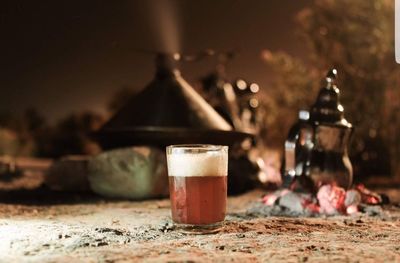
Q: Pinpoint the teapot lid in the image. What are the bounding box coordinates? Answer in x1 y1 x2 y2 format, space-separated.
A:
310 69 351 127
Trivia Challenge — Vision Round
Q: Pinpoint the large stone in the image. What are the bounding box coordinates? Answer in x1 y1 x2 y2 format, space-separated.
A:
88 147 168 200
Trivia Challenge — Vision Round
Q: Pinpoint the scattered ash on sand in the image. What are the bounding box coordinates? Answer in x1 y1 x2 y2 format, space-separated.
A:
62 222 186 251
245 200 392 219
3 187 400 262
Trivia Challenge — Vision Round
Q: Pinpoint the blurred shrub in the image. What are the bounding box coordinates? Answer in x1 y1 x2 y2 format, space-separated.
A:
262 0 400 176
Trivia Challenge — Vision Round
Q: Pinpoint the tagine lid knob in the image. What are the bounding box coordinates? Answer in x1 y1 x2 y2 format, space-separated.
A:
310 69 350 126
155 52 181 78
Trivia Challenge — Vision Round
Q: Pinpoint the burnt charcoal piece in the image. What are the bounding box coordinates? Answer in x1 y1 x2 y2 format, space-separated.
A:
157 221 175 232
344 189 362 207
379 193 390 205
359 204 383 217
278 192 312 214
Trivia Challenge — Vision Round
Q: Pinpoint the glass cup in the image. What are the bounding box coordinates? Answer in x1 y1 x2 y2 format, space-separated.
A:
166 144 228 233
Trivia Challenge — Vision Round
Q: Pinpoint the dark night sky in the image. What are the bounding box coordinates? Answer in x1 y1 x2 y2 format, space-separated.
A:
0 0 311 122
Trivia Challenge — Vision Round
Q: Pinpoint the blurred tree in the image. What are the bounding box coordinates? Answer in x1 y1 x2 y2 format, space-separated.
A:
0 112 18 155
40 111 104 158
24 107 46 133
0 110 38 156
0 112 16 129
261 51 319 148
0 128 19 156
0 108 107 158
19 108 47 156
263 0 400 177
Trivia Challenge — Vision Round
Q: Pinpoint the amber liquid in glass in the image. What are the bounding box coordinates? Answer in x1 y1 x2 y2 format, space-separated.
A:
169 176 227 225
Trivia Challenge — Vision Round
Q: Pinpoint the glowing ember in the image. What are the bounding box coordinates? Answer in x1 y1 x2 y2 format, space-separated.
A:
317 185 346 214
262 183 386 215
356 184 382 205
301 198 320 214
262 189 289 206
346 204 359 214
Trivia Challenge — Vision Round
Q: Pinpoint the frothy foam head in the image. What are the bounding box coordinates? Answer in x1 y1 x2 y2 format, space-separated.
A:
167 152 228 177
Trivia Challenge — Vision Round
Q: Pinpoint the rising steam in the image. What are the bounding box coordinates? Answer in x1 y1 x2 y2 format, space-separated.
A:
146 0 181 53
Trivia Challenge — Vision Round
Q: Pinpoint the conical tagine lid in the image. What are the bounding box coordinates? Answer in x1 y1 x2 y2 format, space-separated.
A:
95 53 252 149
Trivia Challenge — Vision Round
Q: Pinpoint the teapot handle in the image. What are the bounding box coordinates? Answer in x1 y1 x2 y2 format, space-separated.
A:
283 121 313 183
284 138 297 177
282 110 311 187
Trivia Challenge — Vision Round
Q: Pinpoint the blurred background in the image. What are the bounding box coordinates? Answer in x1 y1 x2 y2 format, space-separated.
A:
0 0 399 188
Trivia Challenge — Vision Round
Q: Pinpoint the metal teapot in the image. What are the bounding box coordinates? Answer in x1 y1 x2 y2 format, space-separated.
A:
283 69 353 192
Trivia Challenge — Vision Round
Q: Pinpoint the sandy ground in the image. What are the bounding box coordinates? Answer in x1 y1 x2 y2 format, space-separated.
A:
0 188 399 263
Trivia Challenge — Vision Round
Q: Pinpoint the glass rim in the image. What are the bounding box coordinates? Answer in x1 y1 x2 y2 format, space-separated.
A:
166 144 228 153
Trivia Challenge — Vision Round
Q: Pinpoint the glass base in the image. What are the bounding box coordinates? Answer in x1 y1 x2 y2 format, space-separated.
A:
173 221 224 234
